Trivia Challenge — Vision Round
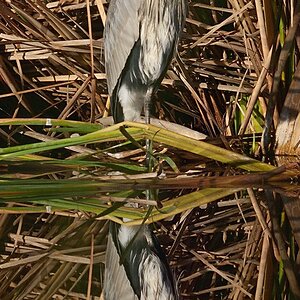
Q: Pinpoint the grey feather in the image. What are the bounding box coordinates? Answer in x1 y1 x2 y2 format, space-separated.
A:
104 0 141 95
103 232 139 300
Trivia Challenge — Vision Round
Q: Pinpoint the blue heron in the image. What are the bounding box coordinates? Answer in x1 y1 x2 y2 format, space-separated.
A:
103 0 186 298
104 222 179 299
104 0 187 123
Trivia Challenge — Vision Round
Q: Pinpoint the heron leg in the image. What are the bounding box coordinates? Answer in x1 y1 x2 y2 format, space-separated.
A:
144 94 151 125
144 92 152 167
144 93 152 201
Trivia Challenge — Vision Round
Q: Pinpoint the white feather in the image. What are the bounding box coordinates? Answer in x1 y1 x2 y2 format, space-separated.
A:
140 253 176 300
118 84 145 121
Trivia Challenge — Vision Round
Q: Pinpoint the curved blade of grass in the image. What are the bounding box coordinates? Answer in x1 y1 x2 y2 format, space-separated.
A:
138 122 275 172
0 179 137 200
0 186 242 223
0 120 276 173
124 187 243 225
0 118 103 132
0 159 146 175
0 126 144 159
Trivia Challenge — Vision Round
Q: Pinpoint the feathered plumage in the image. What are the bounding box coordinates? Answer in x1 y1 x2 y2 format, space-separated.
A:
104 0 187 122
103 223 178 300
